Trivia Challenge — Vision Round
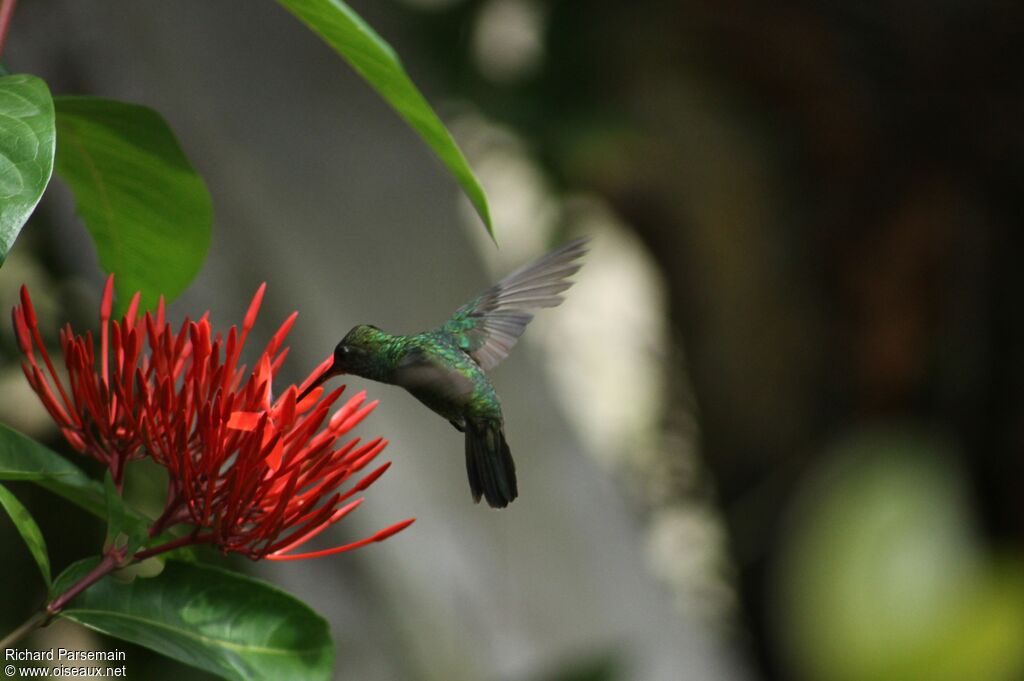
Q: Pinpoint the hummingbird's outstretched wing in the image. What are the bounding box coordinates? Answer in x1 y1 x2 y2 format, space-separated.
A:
438 237 589 371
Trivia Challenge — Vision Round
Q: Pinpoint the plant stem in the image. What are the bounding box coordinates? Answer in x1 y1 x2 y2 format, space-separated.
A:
134 531 212 561
46 547 127 615
148 490 183 538
0 546 126 648
0 526 211 648
0 0 17 61
0 610 45 649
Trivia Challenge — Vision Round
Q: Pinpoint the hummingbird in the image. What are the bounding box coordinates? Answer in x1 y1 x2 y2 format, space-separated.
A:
298 237 589 508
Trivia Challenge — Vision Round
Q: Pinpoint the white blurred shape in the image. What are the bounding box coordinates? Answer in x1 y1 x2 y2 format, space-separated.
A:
535 199 667 470
456 112 740 639
472 0 545 83
648 505 737 626
454 114 560 266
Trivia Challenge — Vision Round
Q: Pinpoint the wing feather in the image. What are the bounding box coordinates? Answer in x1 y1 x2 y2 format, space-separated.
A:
438 237 589 371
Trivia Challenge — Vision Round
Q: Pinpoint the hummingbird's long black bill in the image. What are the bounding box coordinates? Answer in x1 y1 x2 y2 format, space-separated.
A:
296 361 343 402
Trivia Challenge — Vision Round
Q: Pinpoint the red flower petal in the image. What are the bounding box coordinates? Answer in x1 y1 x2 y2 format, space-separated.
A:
267 517 415 561
227 411 261 431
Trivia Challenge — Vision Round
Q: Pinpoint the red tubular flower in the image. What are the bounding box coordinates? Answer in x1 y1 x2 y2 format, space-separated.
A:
14 275 414 560
13 277 155 484
148 379 415 560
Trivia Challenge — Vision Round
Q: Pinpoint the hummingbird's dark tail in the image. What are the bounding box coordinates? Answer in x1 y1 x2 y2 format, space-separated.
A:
465 419 518 508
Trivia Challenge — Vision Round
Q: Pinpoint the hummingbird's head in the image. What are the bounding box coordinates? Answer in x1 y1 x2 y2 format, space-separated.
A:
296 324 386 401
334 324 386 374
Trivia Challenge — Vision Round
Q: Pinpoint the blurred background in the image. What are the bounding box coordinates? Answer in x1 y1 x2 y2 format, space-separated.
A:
3 1 1024 680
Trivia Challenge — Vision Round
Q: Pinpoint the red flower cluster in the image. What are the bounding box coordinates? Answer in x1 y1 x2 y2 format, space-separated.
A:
12 277 413 560
13 277 148 483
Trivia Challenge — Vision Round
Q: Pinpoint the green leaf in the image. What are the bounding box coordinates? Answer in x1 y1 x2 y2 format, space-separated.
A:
0 423 106 518
53 96 213 312
0 74 56 264
276 0 494 238
0 482 52 589
54 559 334 681
103 472 148 556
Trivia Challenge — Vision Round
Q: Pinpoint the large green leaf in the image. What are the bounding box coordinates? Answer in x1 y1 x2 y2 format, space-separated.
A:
0 74 55 264
54 96 212 312
54 559 334 681
0 482 52 589
0 423 106 518
276 0 494 238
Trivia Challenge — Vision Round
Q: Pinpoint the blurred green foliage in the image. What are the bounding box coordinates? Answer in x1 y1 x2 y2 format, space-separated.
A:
775 429 1024 681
